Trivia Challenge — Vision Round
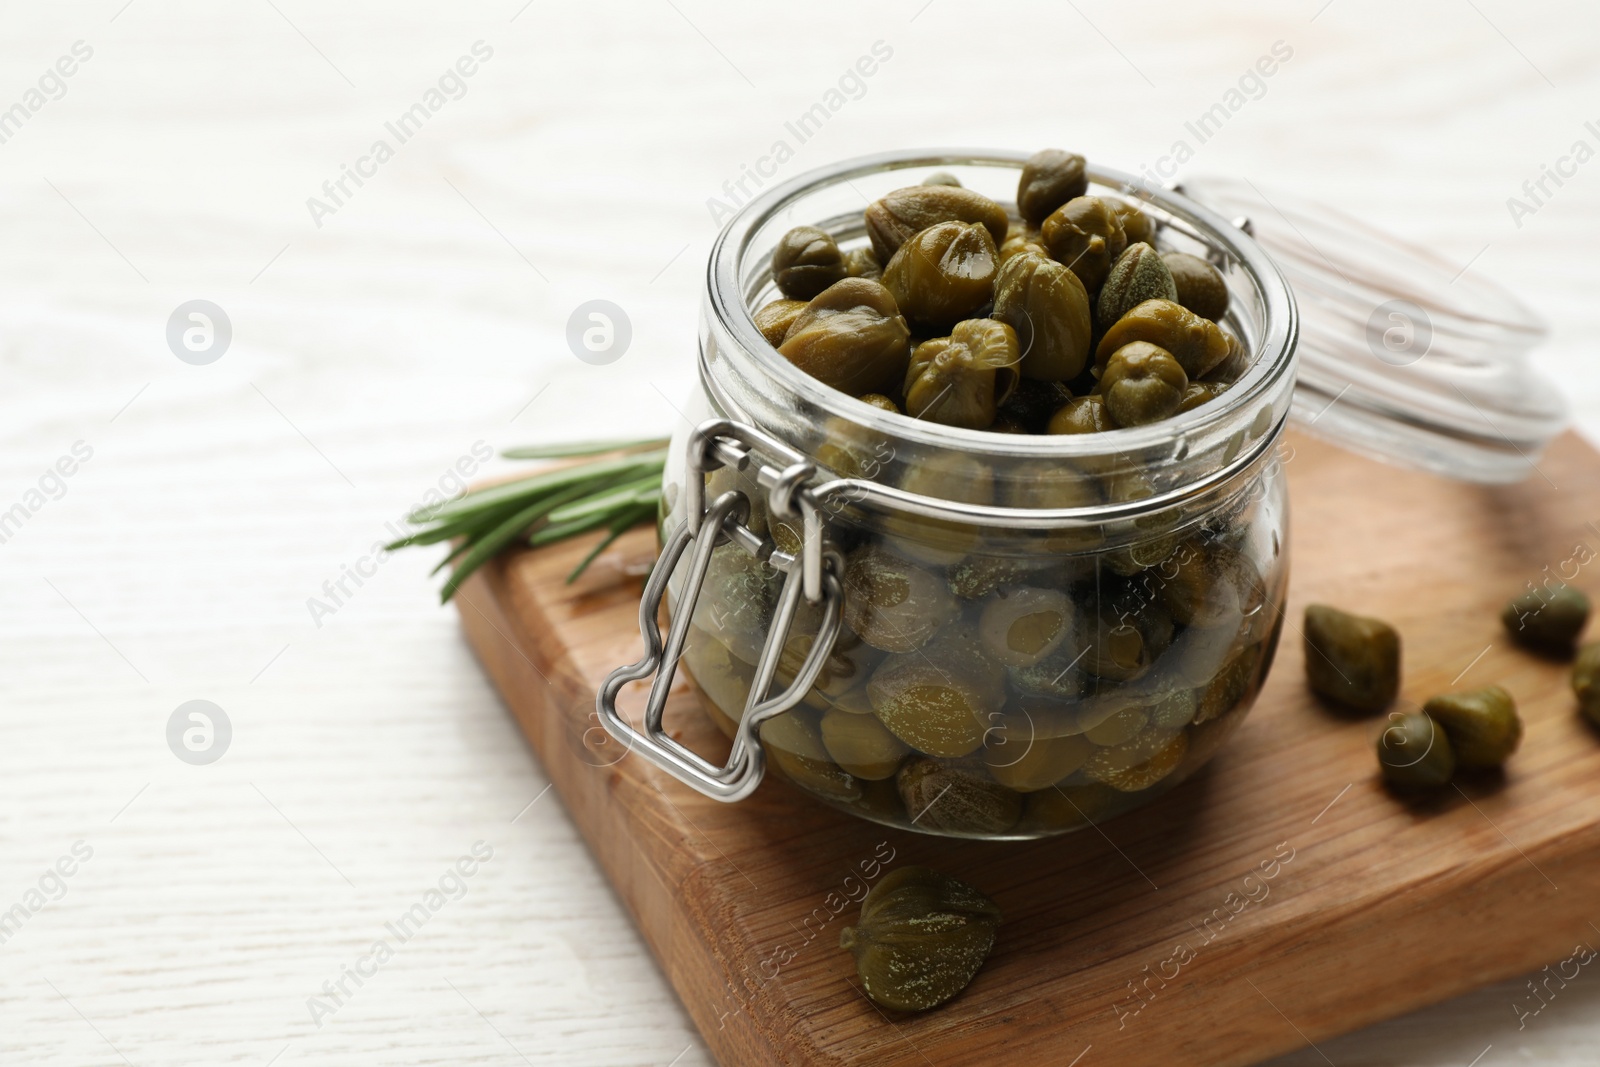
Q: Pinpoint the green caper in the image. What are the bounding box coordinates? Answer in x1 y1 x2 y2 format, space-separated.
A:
1303 604 1400 714
985 726 1093 792
1046 394 1114 435
1377 711 1455 788
1097 243 1178 329
772 225 847 300
1078 583 1175 683
839 865 1001 1012
1008 640 1089 708
1201 332 1250 384
946 554 1053 600
692 543 775 665
1157 540 1260 628
882 221 1000 331
778 278 911 396
992 250 1094 382
1196 642 1261 724
1095 298 1232 379
999 228 1047 264
922 171 962 187
883 453 993 564
821 705 910 780
896 758 1023 835
977 586 1073 667
843 545 959 653
868 625 1004 755
1084 726 1189 792
1162 251 1229 322
753 298 808 347
1573 642 1600 725
864 184 1010 263
1040 195 1127 293
1017 149 1088 228
844 245 883 280
903 319 1021 429
1423 685 1521 768
1177 380 1226 413
1502 584 1590 653
1083 703 1147 746
685 632 756 739
761 710 863 802
1111 198 1157 246
857 392 900 413
1099 341 1188 428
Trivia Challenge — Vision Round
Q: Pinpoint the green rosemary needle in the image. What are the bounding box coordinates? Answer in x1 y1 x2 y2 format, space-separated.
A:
388 438 667 601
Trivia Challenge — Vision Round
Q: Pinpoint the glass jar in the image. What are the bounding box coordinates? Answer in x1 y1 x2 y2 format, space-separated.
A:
599 150 1299 840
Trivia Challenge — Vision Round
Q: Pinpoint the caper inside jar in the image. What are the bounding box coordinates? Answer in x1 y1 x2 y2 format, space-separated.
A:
669 150 1294 839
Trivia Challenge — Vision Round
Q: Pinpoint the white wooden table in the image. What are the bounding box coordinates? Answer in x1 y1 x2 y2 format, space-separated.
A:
2 2 1597 1063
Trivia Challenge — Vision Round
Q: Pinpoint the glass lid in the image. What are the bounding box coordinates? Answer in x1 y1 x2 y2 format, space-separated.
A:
1181 176 1565 484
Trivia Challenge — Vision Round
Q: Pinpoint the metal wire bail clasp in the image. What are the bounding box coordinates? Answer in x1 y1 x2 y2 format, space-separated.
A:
594 418 843 802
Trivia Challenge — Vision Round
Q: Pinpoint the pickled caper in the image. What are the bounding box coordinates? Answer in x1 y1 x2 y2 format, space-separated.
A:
843 544 959 653
1575 642 1600 725
1502 584 1590 653
883 221 1000 331
1377 711 1455 788
1017 149 1088 228
1303 604 1400 714
1098 243 1178 330
903 319 1021 429
761 710 863 802
844 245 883 280
882 452 993 565
1046 394 1114 436
778 278 911 396
753 298 808 347
1099 341 1188 428
1424 685 1521 768
839 865 1001 1012
1162 251 1229 322
896 758 1023 835
1095 298 1232 379
822 705 910 780
868 647 998 759
692 543 775 665
984 718 1093 791
864 185 1010 263
1085 729 1188 792
992 250 1093 383
772 225 847 300
1111 198 1157 246
857 392 900 414
977 586 1073 667
1040 195 1127 293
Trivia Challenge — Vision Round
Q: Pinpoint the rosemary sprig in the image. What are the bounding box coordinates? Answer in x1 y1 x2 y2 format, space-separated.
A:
388 438 667 602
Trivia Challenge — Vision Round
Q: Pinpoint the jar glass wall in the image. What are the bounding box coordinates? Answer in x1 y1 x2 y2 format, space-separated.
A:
664 151 1298 839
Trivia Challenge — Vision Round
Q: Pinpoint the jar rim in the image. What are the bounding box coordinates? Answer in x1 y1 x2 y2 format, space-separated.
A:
706 147 1299 464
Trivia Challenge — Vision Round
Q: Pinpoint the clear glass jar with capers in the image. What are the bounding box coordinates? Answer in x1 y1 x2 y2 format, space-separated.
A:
595 150 1299 839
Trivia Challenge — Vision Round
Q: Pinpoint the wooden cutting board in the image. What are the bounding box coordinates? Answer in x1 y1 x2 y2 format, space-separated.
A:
454 429 1600 1067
